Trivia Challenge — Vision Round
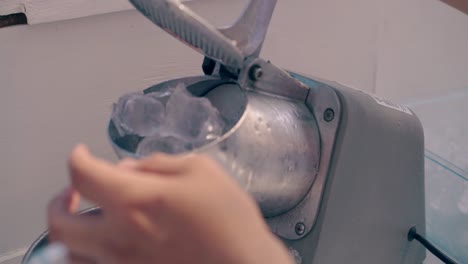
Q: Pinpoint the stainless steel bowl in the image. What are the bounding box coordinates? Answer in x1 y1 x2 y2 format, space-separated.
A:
108 76 320 217
22 207 102 264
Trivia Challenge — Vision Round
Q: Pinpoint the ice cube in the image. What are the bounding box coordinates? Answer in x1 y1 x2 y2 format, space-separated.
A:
137 134 193 155
146 84 176 105
165 84 225 146
111 91 166 137
112 83 226 155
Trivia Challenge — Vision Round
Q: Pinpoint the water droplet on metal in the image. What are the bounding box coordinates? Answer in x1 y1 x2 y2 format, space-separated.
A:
246 171 253 190
254 122 261 135
231 161 237 170
205 133 218 140
289 248 303 264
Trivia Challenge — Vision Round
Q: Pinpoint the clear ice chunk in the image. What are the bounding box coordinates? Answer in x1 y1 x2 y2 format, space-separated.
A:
165 85 225 146
112 84 226 155
146 84 176 105
111 91 166 137
137 135 193 156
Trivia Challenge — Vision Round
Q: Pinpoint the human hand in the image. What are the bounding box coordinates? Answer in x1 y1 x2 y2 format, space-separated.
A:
48 145 294 264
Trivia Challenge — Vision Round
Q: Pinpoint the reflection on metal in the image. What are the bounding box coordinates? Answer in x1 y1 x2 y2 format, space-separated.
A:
289 247 303 264
266 77 341 240
110 80 322 218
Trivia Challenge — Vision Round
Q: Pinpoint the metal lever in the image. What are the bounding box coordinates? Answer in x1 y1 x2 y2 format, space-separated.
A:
129 0 277 69
220 0 277 60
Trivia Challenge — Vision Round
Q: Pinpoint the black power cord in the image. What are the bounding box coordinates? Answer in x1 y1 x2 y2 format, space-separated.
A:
0 13 27 28
408 227 459 264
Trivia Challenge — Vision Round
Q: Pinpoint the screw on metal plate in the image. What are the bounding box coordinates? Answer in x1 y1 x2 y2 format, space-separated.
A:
324 108 335 122
249 65 263 81
295 222 306 236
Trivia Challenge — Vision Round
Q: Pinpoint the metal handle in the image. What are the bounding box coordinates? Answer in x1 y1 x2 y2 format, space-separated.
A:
220 0 277 60
129 0 277 69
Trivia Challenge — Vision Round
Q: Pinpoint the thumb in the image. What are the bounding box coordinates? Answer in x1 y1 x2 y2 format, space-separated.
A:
68 145 155 208
135 153 197 174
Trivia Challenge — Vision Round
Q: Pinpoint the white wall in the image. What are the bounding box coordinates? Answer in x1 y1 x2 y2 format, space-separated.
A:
0 0 133 23
0 0 467 262
0 0 194 25
263 0 382 93
376 0 468 102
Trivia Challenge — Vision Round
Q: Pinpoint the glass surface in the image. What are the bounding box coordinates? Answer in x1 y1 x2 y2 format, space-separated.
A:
408 93 468 263
424 151 468 263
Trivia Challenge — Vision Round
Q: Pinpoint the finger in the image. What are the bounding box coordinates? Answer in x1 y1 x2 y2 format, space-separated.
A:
69 254 97 264
68 144 167 208
52 187 80 214
117 158 138 171
47 190 108 258
135 153 196 174
67 187 81 214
